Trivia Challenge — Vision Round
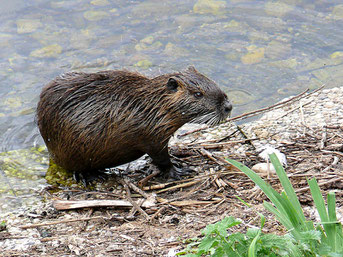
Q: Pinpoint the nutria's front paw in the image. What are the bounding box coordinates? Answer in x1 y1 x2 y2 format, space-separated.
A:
73 171 108 187
168 165 194 180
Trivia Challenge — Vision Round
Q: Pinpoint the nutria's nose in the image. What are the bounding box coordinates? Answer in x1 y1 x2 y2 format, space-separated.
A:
223 101 233 114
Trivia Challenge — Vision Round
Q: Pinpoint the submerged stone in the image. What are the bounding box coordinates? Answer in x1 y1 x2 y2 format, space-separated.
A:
265 1 294 17
330 51 343 59
83 10 109 21
265 40 292 59
332 4 343 19
91 0 110 6
16 19 42 34
241 46 265 64
193 0 226 16
134 59 153 69
140 35 154 45
30 44 62 58
4 97 22 109
164 42 188 56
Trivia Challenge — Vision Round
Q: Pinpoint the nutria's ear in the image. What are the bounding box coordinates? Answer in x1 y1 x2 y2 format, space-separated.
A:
166 78 178 92
186 66 197 73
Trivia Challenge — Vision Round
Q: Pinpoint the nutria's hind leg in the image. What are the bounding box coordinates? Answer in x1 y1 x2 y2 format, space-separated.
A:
148 147 194 180
73 170 109 187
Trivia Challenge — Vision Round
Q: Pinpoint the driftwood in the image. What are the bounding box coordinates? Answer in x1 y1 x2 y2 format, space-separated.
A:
53 199 136 210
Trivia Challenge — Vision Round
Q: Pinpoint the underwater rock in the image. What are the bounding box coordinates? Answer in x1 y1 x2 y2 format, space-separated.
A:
16 19 42 34
83 10 109 21
193 0 226 16
241 46 265 64
134 59 153 69
265 1 293 17
30 44 62 58
332 4 343 19
90 0 110 6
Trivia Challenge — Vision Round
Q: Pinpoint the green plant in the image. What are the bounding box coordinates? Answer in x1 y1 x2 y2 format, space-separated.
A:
0 220 6 232
178 154 343 256
227 153 343 256
177 215 299 257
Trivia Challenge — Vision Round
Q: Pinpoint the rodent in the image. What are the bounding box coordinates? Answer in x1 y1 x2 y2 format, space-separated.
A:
36 66 232 181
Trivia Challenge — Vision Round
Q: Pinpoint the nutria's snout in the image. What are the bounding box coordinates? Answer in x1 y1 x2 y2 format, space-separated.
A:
223 100 233 116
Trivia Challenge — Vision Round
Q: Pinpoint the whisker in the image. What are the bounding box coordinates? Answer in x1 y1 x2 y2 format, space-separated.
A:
190 111 223 126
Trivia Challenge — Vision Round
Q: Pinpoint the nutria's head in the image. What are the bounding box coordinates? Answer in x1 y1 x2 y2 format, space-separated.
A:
145 66 232 144
162 66 232 126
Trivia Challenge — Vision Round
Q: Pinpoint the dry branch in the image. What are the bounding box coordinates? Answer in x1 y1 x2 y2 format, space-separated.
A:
53 199 134 210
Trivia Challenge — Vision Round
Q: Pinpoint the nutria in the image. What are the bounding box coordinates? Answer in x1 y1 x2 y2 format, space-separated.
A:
36 66 232 180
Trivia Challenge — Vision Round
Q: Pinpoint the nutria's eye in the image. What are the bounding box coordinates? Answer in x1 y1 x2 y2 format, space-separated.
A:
166 78 178 92
194 92 203 99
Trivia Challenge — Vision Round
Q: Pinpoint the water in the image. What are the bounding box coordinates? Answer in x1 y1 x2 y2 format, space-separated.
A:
1 0 343 213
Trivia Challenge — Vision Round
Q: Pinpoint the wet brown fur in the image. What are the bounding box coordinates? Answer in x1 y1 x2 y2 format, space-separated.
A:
37 67 232 176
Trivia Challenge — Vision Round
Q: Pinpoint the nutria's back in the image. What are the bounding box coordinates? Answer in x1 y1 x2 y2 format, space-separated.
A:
37 67 232 178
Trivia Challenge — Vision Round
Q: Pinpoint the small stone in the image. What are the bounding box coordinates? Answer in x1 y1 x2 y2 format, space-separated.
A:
265 2 293 17
241 46 265 64
134 59 152 69
193 0 226 16
30 44 62 58
332 4 343 19
4 97 22 109
90 0 109 6
16 19 42 34
252 163 276 176
330 51 343 59
140 35 154 45
83 10 109 21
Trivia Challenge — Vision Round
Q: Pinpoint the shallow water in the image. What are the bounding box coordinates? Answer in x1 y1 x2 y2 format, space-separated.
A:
1 0 343 213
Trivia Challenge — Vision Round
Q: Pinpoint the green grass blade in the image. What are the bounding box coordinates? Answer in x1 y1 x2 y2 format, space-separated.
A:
248 229 260 257
263 201 294 232
308 178 337 250
269 153 307 224
308 178 329 223
227 158 303 239
327 192 343 252
226 159 287 212
278 192 307 231
327 192 337 222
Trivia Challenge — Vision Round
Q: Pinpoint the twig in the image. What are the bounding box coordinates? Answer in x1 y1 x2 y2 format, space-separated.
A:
123 177 150 199
278 100 312 118
19 216 112 229
228 85 324 122
320 128 327 150
199 148 222 164
150 206 166 220
156 180 201 194
142 170 242 191
189 138 258 147
53 199 134 210
236 125 256 149
138 168 160 188
121 178 151 221
321 150 343 157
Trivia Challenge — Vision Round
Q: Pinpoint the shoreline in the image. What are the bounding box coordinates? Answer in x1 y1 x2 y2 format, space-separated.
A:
1 86 342 256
